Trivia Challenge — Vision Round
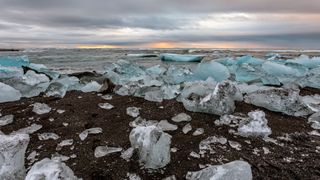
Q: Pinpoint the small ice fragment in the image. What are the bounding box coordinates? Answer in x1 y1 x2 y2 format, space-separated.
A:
171 113 192 122
0 134 30 180
127 173 142 180
162 175 177 180
49 118 54 122
121 147 134 161
79 127 103 141
158 120 178 131
144 90 163 102
62 123 69 127
38 133 60 140
51 153 70 162
0 114 14 126
56 109 65 114
182 123 192 134
228 141 241 150
101 94 113 100
25 158 80 180
263 147 270 154
98 102 114 110
0 82 22 103
308 112 320 130
171 147 178 153
129 117 158 128
129 125 171 169
199 136 227 155
237 110 271 138
32 103 51 115
189 151 201 159
27 151 38 165
94 146 123 158
81 81 102 92
192 128 204 136
186 160 252 180
56 139 73 151
11 124 42 135
126 107 140 118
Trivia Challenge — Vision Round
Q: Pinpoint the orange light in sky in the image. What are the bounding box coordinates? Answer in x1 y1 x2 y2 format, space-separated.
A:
76 45 123 49
148 42 177 49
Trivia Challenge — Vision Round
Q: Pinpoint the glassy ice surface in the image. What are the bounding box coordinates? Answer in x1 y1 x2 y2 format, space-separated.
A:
0 56 29 67
186 160 252 180
80 81 102 92
157 120 178 131
160 53 204 62
171 113 192 122
94 146 122 158
244 88 313 117
0 115 14 127
0 134 30 180
129 125 171 169
193 61 230 82
0 82 21 103
25 158 80 180
79 127 103 141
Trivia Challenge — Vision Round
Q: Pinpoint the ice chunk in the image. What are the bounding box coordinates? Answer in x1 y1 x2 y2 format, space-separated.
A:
298 67 320 89
120 147 134 161
193 61 230 82
129 125 171 169
94 146 123 158
56 139 73 151
0 66 24 78
228 141 241 150
235 64 261 82
171 113 192 122
22 70 50 86
81 81 102 92
0 56 29 67
161 85 181 100
32 103 51 115
127 54 158 58
262 61 307 77
0 115 14 126
244 88 313 116
236 83 275 94
79 127 103 141
286 55 320 69
144 89 163 102
45 82 68 98
181 81 242 115
0 82 21 103
11 124 42 135
157 120 178 131
236 55 263 65
25 158 80 180
238 111 271 137
308 112 320 130
186 160 252 180
189 151 201 159
160 53 204 62
146 65 166 75
182 123 192 134
127 173 142 180
129 117 158 128
38 133 60 140
98 102 114 110
192 128 204 136
0 134 30 180
163 65 193 84
126 107 140 118
101 94 113 100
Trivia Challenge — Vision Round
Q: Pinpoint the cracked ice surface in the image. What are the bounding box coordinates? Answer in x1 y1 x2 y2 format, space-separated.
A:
186 160 252 180
0 134 30 180
129 125 171 169
238 111 272 138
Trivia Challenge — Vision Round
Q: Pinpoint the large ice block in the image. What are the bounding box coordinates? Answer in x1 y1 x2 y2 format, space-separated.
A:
0 134 30 180
193 61 230 82
186 160 252 180
0 56 29 67
129 125 171 169
180 80 242 115
160 53 204 62
286 55 320 69
0 82 22 103
244 88 313 116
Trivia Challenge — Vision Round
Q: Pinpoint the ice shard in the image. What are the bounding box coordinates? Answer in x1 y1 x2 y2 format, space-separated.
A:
160 53 204 62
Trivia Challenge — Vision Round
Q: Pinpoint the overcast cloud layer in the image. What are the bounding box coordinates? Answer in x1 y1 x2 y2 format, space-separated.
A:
0 0 320 49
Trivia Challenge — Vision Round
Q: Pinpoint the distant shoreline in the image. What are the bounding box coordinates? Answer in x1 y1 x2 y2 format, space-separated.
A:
0 48 21 52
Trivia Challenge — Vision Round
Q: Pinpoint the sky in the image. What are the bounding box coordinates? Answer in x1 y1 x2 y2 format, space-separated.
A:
0 0 320 49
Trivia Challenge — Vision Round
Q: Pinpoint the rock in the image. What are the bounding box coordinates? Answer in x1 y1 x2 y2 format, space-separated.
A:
129 125 171 169
0 134 30 180
186 160 252 180
25 158 80 180
171 113 192 123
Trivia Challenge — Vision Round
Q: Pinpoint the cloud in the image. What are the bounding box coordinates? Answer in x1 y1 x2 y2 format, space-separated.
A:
0 0 319 48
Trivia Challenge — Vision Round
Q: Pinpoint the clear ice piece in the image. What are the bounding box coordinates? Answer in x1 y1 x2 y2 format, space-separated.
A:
94 146 123 158
160 53 204 62
193 61 230 82
32 103 51 115
0 82 21 103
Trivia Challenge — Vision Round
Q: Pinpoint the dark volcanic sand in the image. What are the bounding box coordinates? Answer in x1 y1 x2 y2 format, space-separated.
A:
1 90 320 180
